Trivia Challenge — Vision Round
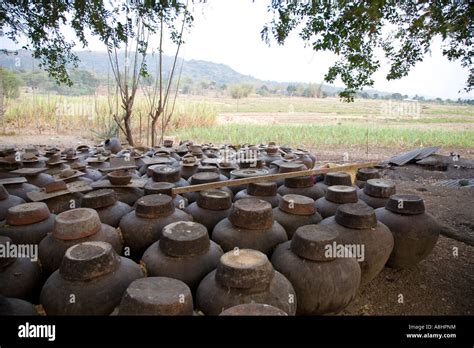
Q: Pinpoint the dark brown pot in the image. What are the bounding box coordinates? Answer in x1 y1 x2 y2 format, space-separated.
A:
229 169 269 194
39 208 123 274
315 185 362 218
234 182 281 208
315 172 353 194
185 190 232 234
81 189 133 227
358 179 396 209
375 195 441 269
271 224 361 315
196 249 296 316
142 221 223 292
104 137 122 154
24 172 55 188
320 202 393 287
180 164 198 180
184 172 232 203
0 184 25 220
5 182 40 202
273 194 322 239
110 187 144 206
220 303 288 316
150 165 189 188
355 167 381 188
0 296 38 315
40 241 143 315
42 192 85 214
144 182 188 209
119 194 193 259
277 176 325 200
212 198 287 256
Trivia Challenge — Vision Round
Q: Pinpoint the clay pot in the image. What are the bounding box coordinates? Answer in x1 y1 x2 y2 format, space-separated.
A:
142 221 223 292
0 296 38 315
184 172 232 204
144 182 188 209
41 192 85 215
315 185 363 218
262 147 283 166
229 169 269 194
220 303 288 316
358 179 396 209
375 195 441 269
110 187 144 206
119 194 193 259
320 202 394 287
81 189 132 227
277 175 325 200
4 182 40 202
150 165 189 188
273 194 322 239
23 172 55 188
293 150 314 169
196 249 297 315
104 137 122 154
108 169 132 185
0 236 42 302
234 182 281 208
185 190 233 234
316 172 353 194
118 277 193 315
0 184 25 220
271 224 361 315
40 241 143 315
212 198 287 256
180 163 199 180
355 168 381 188
0 202 55 245
196 165 228 181
39 208 123 274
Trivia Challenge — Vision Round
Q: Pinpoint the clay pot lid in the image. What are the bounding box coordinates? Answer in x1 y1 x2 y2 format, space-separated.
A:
190 172 220 185
228 198 273 230
151 165 180 183
364 179 396 198
356 167 380 181
196 165 219 174
284 175 313 188
53 208 102 240
107 169 132 186
231 168 268 178
335 202 377 229
159 221 210 256
277 162 305 173
385 194 425 215
0 184 9 200
119 277 192 315
81 189 118 209
247 182 277 196
291 224 339 261
46 153 66 166
217 161 238 169
144 182 175 195
59 241 120 281
197 189 232 210
279 194 316 216
215 249 274 290
326 185 358 204
0 236 16 268
220 303 288 316
6 202 50 226
324 172 352 186
135 194 175 218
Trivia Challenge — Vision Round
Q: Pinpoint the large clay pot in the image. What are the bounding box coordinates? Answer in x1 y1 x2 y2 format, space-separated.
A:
273 194 322 239
149 165 189 188
358 179 396 209
229 169 269 194
81 189 132 227
184 172 232 204
104 137 122 154
212 198 287 256
0 296 38 315
375 195 441 269
142 221 223 292
39 208 123 275
234 182 281 208
320 202 394 287
315 185 362 218
119 194 193 259
22 171 55 188
277 176 325 201
40 241 143 315
118 277 193 315
316 172 353 195
355 168 381 188
41 192 85 215
271 224 361 315
185 190 232 234
110 187 144 206
144 182 188 209
274 162 306 187
262 146 282 166
0 202 55 245
196 249 297 315
0 184 24 220
4 182 40 202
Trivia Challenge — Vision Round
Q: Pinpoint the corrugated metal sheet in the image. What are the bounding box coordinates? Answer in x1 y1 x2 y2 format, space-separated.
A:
435 178 474 188
389 146 440 166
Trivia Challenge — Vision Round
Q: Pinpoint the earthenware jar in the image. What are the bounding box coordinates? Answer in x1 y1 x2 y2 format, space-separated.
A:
0 236 42 302
229 168 269 194
274 162 306 186
315 171 353 194
13 168 54 188
39 208 123 274
31 181 86 215
293 150 314 169
234 182 281 208
150 165 189 188
104 137 122 154
273 194 322 239
375 195 441 269
315 185 362 218
355 167 381 188
358 179 396 208
81 189 132 227
271 224 361 315
196 249 297 315
118 277 193 315
262 146 282 166
277 175 325 201
144 181 188 209
185 190 233 234
142 221 223 292
45 154 69 176
4 182 40 202
0 202 55 245
217 161 238 179
212 198 287 256
40 241 143 315
180 155 199 179
70 162 102 182
0 184 24 220
320 202 394 287
108 186 144 206
184 172 232 204
0 296 38 315
219 303 288 316
119 194 193 259
196 165 229 181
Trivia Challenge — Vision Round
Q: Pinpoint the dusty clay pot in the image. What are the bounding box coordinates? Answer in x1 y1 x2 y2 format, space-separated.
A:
229 168 269 194
0 202 55 245
107 169 132 185
104 137 122 154
315 185 362 218
262 147 283 166
220 303 288 316
196 249 297 316
358 179 396 209
118 277 193 315
150 165 189 188
185 189 233 234
184 172 232 203
39 208 123 275
375 195 441 269
355 168 381 188
277 176 325 200
144 182 188 209
81 189 132 227
119 194 193 259
234 182 281 208
316 172 353 194
142 221 223 292
271 224 361 315
4 182 40 202
0 296 38 315
273 194 322 239
20 170 55 188
109 186 144 206
40 241 143 315
41 192 85 215
0 184 25 220
320 202 394 287
212 198 287 256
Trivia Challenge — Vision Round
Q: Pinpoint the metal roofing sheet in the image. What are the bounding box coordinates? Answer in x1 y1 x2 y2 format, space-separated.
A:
388 146 440 166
